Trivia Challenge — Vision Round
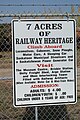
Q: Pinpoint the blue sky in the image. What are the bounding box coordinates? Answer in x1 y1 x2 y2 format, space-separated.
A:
0 0 79 4
0 0 80 14
0 0 80 23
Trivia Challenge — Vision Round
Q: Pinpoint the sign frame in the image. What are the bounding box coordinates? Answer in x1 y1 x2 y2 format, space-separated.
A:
12 19 77 107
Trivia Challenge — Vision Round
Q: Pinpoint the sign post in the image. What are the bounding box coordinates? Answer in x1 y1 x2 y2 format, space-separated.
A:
35 106 38 120
12 19 76 107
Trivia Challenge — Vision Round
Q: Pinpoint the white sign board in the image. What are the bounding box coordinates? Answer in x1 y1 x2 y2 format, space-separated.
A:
12 19 76 107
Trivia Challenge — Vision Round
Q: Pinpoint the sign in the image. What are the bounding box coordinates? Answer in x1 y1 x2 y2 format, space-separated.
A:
12 19 76 107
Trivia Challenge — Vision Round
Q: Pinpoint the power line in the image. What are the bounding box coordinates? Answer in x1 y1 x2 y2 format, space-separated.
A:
1 4 80 6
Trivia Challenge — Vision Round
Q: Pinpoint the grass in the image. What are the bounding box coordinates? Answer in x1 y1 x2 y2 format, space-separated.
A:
0 80 26 120
0 51 12 68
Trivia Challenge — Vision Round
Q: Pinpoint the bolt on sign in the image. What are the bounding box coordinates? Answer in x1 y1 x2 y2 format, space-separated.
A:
12 19 77 107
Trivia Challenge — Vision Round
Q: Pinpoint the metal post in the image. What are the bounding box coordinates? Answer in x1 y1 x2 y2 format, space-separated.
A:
35 106 38 120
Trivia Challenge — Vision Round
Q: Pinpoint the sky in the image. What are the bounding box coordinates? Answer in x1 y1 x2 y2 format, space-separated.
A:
0 0 80 14
0 0 79 4
0 0 80 23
